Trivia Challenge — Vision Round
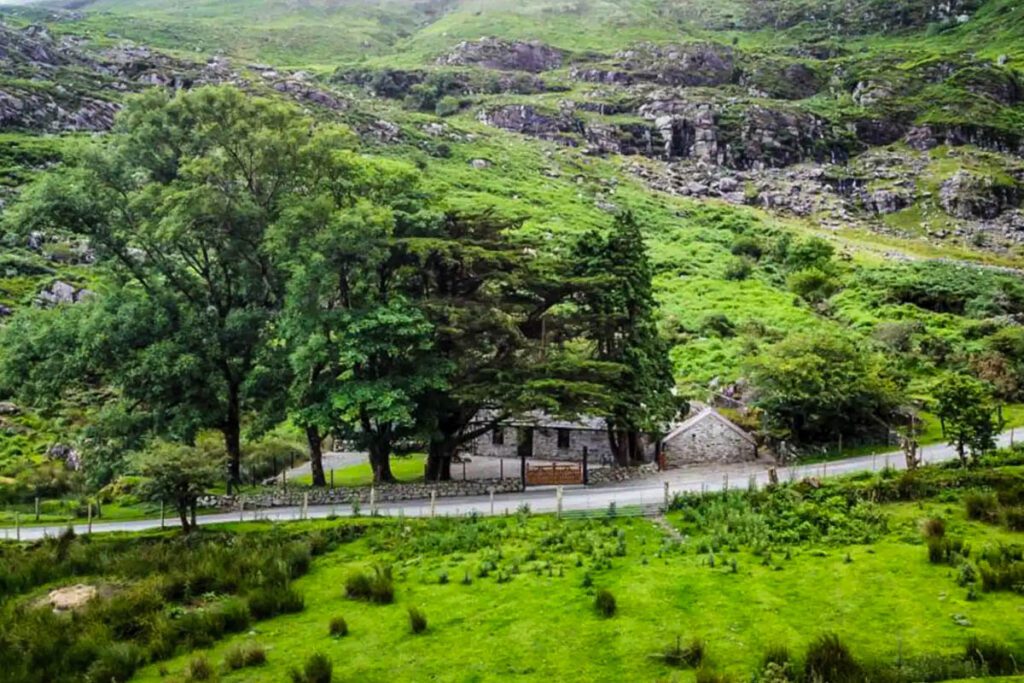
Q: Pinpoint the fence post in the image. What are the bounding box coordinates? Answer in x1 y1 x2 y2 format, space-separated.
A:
556 486 563 519
239 499 244 523
302 492 309 521
462 460 467 481
35 496 40 522
369 487 376 517
15 512 19 542
582 446 589 485
87 503 92 535
663 481 670 509
160 501 165 529
330 469 334 490
490 488 495 516
723 474 729 491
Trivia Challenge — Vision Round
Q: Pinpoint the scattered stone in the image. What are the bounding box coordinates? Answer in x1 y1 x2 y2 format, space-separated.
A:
0 402 20 415
46 584 98 612
48 443 82 471
470 158 492 169
36 280 93 306
952 613 973 627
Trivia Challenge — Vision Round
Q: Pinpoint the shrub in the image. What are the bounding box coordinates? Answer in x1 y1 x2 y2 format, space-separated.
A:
408 606 428 634
923 517 946 538
965 492 1000 522
724 256 753 281
345 565 394 604
247 584 305 619
224 642 266 670
965 636 1019 675
291 653 333 683
1005 506 1024 531
761 644 791 669
186 656 214 681
804 634 859 683
594 589 616 618
328 616 348 637
212 597 251 633
695 669 733 683
85 642 142 683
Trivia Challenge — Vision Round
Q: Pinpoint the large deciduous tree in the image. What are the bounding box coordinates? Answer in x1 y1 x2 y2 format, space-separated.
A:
747 333 905 444
572 211 678 466
3 86 337 489
933 372 1002 465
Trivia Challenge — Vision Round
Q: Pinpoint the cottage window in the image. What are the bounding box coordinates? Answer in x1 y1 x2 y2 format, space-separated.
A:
491 428 505 446
557 428 571 449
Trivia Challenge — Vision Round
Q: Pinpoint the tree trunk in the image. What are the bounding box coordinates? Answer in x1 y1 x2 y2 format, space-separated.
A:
177 502 190 534
306 425 327 487
368 439 396 483
224 383 242 492
607 428 629 467
627 431 645 466
190 500 197 529
426 439 455 481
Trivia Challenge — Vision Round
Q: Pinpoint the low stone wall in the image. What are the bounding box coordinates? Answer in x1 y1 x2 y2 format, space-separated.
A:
588 463 660 485
199 477 523 510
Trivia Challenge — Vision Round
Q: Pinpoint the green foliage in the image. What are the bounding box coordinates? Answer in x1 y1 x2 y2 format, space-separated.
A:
344 565 395 604
224 642 266 670
747 333 904 443
134 442 222 533
933 373 1002 464
594 588 616 617
964 636 1020 675
328 616 348 637
804 633 861 683
573 211 676 464
408 606 428 634
290 653 332 683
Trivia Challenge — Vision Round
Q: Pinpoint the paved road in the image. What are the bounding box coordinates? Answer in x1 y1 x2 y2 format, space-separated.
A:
4 429 1019 542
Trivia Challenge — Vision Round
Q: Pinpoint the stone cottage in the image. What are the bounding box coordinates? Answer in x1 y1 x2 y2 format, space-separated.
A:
466 412 632 464
660 407 757 467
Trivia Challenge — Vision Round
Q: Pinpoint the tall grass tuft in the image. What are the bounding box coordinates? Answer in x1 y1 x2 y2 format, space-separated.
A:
804 633 860 683
594 589 617 618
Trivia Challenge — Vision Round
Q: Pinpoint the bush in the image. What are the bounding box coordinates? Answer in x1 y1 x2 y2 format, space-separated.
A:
965 636 1019 675
594 589 617 618
761 644 791 669
291 653 333 683
224 642 266 670
328 616 348 637
695 669 733 683
408 606 428 634
85 642 142 683
1005 506 1024 531
804 634 859 683
247 584 305 619
345 565 394 604
965 492 1000 522
186 656 214 681
724 256 753 281
922 517 946 538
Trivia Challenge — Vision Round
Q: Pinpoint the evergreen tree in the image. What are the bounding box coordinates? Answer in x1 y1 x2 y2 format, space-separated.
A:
573 211 678 466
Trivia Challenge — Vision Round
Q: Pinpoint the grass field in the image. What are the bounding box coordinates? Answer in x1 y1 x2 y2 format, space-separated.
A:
294 453 427 487
128 486 1024 682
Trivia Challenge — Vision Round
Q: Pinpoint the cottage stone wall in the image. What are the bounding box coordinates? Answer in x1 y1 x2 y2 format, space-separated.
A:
466 426 621 463
663 415 756 467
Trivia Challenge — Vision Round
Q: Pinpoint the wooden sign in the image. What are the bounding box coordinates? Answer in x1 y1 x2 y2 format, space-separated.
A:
526 462 583 486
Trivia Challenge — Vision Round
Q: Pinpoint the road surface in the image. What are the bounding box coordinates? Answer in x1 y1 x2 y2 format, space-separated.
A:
3 429 1018 542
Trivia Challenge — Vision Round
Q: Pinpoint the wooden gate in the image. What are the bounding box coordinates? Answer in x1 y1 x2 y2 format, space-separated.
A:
526 462 583 486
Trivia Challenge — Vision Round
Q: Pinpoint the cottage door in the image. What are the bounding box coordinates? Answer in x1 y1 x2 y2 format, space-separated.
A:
517 427 534 459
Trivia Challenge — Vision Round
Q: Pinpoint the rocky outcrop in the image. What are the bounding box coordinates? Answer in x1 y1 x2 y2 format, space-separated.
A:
36 280 93 306
437 37 564 72
940 171 1022 219
48 443 82 471
573 42 736 88
863 187 913 215
741 60 824 100
477 104 581 140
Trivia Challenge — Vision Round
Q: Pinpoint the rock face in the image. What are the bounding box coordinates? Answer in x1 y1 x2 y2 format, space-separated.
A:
940 171 1022 219
437 37 564 72
48 443 82 471
572 42 736 87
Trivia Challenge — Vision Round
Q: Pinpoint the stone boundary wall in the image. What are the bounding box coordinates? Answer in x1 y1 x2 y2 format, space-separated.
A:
199 477 524 509
587 463 660 485
199 465 662 511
